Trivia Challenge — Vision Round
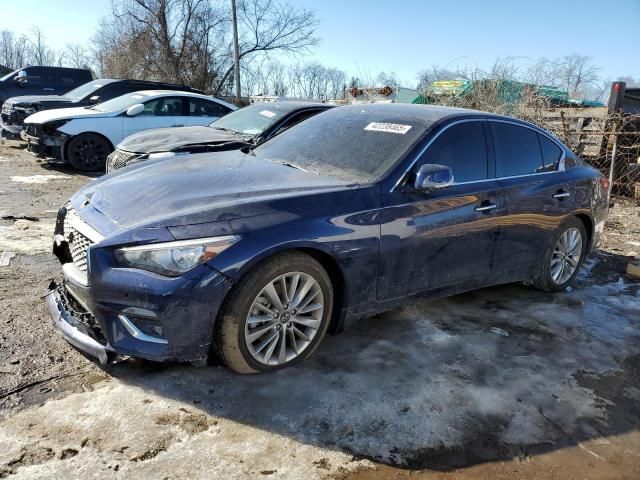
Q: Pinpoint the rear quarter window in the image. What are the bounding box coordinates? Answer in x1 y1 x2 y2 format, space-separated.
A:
538 134 563 172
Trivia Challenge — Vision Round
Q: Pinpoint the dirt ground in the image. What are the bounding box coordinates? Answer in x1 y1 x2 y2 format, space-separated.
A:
0 140 639 479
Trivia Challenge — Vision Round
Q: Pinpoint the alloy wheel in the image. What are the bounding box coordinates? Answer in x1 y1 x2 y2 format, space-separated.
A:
69 135 109 171
244 272 324 366
550 227 583 285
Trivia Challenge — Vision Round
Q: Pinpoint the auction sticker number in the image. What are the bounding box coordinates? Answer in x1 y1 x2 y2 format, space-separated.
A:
364 122 412 134
260 110 277 118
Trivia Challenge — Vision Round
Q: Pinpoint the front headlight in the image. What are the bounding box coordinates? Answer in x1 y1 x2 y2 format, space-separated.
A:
15 105 36 114
114 235 240 277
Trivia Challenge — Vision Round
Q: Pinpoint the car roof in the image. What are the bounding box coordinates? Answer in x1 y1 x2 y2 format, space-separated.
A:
95 78 204 92
130 90 217 99
129 90 237 110
253 101 333 109
334 103 549 131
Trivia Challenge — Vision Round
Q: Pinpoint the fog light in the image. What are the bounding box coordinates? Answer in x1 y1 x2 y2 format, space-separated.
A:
130 316 164 337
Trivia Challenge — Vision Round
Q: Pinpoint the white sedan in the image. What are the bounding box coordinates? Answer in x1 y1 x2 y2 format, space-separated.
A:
23 90 236 171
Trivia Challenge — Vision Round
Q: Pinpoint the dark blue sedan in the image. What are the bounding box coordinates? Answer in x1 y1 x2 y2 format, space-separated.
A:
46 104 609 373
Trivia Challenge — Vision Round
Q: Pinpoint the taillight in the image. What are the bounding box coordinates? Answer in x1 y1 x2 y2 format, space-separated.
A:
600 176 611 193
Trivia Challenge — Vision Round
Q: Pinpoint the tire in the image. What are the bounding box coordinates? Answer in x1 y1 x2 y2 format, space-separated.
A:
66 133 112 171
532 217 588 292
213 251 334 374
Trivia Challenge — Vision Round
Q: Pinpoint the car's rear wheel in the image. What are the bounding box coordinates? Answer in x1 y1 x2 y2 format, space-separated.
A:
213 251 333 374
533 217 588 291
67 133 112 171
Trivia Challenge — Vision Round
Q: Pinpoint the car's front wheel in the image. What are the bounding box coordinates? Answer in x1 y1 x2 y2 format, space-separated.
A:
533 217 588 291
213 251 333 374
67 133 112 171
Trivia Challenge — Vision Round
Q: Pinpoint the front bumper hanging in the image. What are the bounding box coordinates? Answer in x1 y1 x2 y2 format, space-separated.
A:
45 280 116 365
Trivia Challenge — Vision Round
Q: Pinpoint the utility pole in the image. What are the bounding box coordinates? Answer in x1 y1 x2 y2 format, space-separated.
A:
231 0 241 106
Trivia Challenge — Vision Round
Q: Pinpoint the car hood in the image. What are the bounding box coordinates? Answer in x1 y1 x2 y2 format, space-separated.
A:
71 150 358 236
25 106 111 124
118 126 245 154
5 94 71 106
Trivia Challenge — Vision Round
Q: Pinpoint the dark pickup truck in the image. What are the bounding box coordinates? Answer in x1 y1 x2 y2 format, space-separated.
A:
0 66 93 138
1 78 204 140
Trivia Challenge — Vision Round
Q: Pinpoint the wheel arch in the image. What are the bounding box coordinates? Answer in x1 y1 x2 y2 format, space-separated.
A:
573 212 594 251
220 244 347 336
63 131 115 162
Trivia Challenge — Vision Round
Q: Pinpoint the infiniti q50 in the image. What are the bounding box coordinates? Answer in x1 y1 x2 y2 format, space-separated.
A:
45 104 609 373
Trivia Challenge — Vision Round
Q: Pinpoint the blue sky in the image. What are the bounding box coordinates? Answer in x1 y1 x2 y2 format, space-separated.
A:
2 0 639 86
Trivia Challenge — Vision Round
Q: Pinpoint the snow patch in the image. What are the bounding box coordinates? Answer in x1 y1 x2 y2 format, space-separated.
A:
0 220 54 254
10 174 70 184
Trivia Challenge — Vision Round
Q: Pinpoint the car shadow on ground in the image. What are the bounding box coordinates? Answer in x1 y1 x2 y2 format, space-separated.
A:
107 250 640 470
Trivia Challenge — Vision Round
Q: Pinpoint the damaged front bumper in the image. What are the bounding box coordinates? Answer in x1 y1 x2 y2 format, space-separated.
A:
0 121 23 140
23 125 65 159
45 280 117 364
46 204 237 364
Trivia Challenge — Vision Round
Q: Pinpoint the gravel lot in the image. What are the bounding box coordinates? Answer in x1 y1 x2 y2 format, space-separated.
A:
1 140 639 479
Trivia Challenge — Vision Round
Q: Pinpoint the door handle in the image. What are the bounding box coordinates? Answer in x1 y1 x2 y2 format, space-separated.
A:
552 191 570 199
43 88 55 92
475 203 497 212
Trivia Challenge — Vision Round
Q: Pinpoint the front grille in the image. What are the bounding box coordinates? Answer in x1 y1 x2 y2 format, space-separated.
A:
57 283 107 344
63 209 95 272
106 149 141 172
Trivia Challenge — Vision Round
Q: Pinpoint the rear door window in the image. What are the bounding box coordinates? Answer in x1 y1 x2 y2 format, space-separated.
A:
538 134 563 172
188 98 232 117
491 122 544 177
418 121 488 183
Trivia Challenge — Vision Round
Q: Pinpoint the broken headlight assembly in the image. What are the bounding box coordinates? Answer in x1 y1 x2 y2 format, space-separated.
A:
114 236 240 277
14 104 37 115
43 120 69 135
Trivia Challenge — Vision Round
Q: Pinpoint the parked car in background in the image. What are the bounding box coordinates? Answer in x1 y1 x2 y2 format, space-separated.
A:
106 101 333 172
0 66 93 138
46 104 608 373
1 78 206 140
23 90 236 171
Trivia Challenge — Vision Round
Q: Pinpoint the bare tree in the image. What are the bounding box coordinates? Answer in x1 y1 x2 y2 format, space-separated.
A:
376 70 398 87
525 54 600 98
94 0 318 95
212 0 318 94
27 27 62 66
0 30 29 69
65 42 92 69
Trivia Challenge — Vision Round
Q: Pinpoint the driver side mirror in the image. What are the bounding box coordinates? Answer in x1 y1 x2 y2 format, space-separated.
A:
126 103 145 116
89 95 101 104
415 164 454 191
14 76 27 86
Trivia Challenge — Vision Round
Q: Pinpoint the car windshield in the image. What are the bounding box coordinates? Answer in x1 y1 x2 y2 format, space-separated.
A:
65 80 109 102
0 69 19 82
209 103 290 137
252 105 434 182
91 92 150 112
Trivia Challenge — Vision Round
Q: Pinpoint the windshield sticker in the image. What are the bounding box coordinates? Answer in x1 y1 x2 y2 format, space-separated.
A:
259 110 277 118
364 122 412 134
